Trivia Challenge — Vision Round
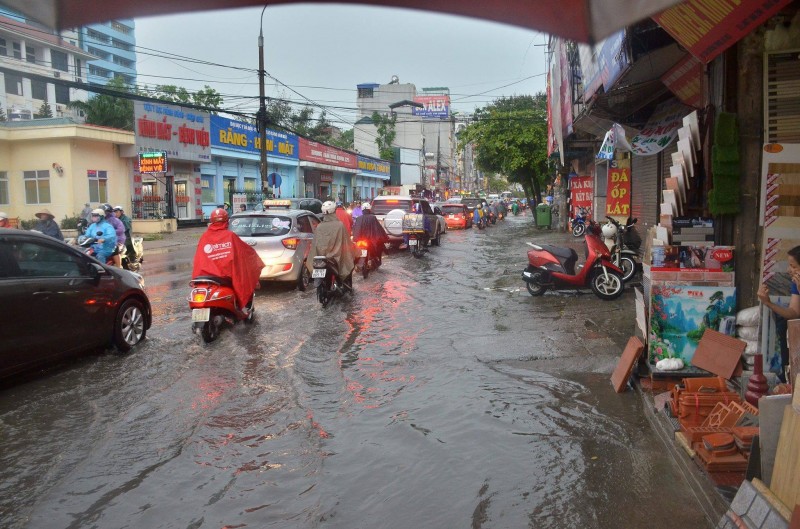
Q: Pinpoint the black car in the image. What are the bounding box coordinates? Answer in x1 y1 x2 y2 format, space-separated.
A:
0 228 152 380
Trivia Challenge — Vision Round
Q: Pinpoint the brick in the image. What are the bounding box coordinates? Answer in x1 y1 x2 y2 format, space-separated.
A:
746 494 771 527
705 272 735 281
731 480 757 515
678 270 706 281
651 270 678 280
762 510 790 529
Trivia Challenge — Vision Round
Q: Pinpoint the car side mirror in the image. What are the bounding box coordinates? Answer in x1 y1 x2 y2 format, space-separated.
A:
89 262 106 278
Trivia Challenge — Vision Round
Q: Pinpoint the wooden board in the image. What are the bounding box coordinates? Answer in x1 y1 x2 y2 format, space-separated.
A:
611 336 644 393
770 405 800 509
691 328 747 380
789 320 800 390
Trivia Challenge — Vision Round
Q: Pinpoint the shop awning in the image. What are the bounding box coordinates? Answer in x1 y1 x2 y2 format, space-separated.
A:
356 172 391 181
299 160 357 174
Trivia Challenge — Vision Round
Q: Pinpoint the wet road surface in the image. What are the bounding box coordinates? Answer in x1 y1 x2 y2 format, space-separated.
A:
0 214 713 528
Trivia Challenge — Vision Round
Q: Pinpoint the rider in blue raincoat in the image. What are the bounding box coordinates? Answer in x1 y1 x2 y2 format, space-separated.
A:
84 208 117 263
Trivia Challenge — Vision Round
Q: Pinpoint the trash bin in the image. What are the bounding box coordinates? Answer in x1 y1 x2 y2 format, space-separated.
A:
535 203 552 229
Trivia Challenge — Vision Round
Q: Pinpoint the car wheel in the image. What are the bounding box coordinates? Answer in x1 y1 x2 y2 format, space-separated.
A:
114 298 146 352
297 265 311 291
431 230 441 246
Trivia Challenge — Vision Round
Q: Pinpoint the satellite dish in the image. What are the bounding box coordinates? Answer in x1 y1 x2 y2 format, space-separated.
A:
390 75 399 84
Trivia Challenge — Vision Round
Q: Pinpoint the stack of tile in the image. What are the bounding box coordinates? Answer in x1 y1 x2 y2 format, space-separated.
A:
695 432 749 472
670 377 742 429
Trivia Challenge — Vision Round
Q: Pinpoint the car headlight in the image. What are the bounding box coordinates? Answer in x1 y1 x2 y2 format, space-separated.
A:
129 270 145 289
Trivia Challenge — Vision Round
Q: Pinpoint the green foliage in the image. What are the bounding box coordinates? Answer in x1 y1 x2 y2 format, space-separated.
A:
458 94 550 202
263 98 336 143
34 101 54 119
153 84 223 110
371 111 396 161
69 76 134 131
20 217 38 230
60 214 82 230
330 128 354 150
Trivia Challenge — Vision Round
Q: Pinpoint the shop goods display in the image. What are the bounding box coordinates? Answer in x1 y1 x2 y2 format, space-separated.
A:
669 376 741 429
745 354 769 407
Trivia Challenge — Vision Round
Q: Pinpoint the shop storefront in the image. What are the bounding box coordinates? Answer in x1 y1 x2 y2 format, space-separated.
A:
202 115 299 217
356 155 391 201
299 139 357 202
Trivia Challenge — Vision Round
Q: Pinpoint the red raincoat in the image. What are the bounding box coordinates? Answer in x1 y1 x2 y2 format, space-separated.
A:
192 223 265 309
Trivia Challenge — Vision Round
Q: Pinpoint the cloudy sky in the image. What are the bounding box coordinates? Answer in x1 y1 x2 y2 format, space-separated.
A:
133 4 548 128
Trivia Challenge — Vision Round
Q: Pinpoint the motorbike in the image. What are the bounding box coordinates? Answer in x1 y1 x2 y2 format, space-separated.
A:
570 207 589 237
312 256 352 307
123 237 145 272
188 277 254 343
354 239 380 279
601 216 639 283
521 230 625 300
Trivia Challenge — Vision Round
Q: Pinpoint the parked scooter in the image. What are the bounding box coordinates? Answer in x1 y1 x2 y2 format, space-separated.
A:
521 231 625 300
602 216 639 282
354 239 380 279
312 256 352 307
570 207 590 237
188 277 254 343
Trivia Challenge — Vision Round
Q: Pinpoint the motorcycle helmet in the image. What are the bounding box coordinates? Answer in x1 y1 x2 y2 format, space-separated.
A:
362 202 372 211
113 205 124 212
210 208 229 224
91 208 105 217
601 222 618 240
321 200 336 215
102 203 113 214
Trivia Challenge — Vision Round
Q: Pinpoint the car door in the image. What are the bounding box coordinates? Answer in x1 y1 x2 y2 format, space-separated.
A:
0 237 39 376
295 214 315 264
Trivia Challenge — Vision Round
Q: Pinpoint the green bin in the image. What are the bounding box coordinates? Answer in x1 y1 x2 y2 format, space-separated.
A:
535 203 552 229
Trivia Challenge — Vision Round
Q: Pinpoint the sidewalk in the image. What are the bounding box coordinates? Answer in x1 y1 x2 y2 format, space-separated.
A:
137 226 205 253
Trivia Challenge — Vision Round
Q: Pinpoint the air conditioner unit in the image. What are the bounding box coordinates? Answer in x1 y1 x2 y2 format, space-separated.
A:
53 71 61 78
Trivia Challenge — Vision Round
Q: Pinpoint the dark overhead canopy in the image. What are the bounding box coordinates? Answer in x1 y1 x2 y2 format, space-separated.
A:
3 0 685 44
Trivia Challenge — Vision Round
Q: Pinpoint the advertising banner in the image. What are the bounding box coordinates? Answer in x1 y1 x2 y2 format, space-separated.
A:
134 101 211 162
357 156 391 180
570 176 593 216
653 0 793 63
299 138 357 169
579 30 629 102
630 99 690 156
210 115 298 160
412 95 450 119
661 55 704 109
606 165 631 217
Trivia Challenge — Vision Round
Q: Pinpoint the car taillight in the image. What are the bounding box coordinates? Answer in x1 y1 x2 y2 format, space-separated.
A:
356 240 368 248
282 237 299 249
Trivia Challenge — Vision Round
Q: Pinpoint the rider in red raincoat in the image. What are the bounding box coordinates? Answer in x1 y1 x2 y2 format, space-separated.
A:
192 208 265 310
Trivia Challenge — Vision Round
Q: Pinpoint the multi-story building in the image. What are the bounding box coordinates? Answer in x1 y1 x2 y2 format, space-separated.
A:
72 19 136 87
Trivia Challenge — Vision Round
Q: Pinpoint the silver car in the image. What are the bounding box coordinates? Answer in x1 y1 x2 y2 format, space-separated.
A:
229 209 319 290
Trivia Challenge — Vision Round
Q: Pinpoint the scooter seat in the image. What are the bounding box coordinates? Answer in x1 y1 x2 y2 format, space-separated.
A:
192 275 233 287
539 245 578 275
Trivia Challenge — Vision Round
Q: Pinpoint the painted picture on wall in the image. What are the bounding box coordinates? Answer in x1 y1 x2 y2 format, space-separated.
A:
649 286 737 364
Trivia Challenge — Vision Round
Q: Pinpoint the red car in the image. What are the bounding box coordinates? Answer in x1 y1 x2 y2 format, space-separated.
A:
441 204 473 229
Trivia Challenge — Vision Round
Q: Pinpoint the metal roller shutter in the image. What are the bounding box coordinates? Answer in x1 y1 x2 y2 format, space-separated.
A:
631 153 660 258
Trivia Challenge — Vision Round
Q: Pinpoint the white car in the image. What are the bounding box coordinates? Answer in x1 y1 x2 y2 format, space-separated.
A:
371 195 445 247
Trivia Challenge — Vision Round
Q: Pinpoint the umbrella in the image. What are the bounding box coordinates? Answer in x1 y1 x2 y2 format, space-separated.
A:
4 0 685 44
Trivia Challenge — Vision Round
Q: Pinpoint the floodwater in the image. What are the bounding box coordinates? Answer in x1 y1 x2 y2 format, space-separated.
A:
0 213 713 529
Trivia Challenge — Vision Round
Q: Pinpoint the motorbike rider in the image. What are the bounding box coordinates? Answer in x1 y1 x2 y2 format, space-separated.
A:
335 201 353 236
192 208 265 312
352 202 388 265
307 200 356 290
113 205 135 264
102 203 126 267
84 208 117 263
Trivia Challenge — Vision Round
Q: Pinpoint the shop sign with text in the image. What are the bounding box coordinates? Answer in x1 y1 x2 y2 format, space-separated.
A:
134 101 210 162
299 139 357 169
412 95 450 119
570 176 593 215
210 115 298 159
357 156 391 180
606 165 631 217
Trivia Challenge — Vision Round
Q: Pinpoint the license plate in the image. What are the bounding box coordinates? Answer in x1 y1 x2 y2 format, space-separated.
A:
448 214 455 218
360 249 367 257
409 239 418 246
312 268 326 278
191 308 210 322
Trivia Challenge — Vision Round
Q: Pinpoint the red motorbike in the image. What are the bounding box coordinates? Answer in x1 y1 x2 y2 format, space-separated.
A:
521 232 625 300
188 277 254 343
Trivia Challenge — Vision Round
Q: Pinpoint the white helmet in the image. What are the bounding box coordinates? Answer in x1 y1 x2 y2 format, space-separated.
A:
601 222 618 239
361 202 372 211
321 200 336 215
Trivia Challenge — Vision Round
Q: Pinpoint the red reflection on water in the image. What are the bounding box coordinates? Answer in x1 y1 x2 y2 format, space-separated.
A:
307 410 329 438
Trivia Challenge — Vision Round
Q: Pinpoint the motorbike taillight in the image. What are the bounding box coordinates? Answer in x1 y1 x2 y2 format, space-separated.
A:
191 288 209 302
355 240 368 249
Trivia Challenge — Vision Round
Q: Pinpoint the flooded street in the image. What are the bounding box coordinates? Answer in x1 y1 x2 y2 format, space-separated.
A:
0 215 712 529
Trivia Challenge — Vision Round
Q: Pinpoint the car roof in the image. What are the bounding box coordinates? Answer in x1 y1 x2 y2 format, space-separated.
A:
232 209 309 218
373 195 416 201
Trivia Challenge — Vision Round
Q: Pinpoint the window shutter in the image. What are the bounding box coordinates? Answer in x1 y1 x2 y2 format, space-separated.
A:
765 50 800 143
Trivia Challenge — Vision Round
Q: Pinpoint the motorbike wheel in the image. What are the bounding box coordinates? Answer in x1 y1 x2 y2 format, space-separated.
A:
617 256 637 282
525 271 547 296
412 243 423 258
590 269 625 300
201 319 220 343
297 266 311 291
361 257 369 279
317 282 329 307
572 223 586 237
113 298 147 352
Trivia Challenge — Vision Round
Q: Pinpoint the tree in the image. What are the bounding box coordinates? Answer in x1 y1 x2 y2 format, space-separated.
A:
262 98 336 143
458 94 550 203
371 111 396 161
68 76 134 131
329 128 354 150
151 84 223 111
34 101 54 119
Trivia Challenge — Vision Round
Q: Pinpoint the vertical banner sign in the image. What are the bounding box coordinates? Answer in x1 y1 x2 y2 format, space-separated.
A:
570 176 594 217
606 165 631 216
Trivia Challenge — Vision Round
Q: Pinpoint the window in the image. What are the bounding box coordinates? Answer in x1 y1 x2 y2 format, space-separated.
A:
87 29 110 44
244 178 257 192
0 172 8 205
89 64 111 78
111 38 132 52
12 42 21 59
201 176 215 203
296 215 312 233
0 38 6 56
88 170 108 203
32 80 47 101
26 45 35 63
24 170 51 204
12 241 86 278
51 50 68 72
358 87 374 98
75 59 82 78
88 46 108 60
55 84 70 105
4 73 22 96
110 21 133 35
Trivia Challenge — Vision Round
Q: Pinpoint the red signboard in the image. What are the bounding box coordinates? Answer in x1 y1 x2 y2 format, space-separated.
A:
606 166 631 217
299 138 357 169
653 0 793 63
661 55 704 109
570 176 593 216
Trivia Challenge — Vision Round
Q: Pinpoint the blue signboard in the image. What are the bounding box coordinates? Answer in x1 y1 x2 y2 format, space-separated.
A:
579 30 630 102
210 115 298 160
357 155 391 180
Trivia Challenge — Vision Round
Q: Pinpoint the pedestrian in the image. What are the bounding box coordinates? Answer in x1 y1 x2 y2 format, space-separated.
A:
0 211 11 229
79 202 93 223
34 208 64 241
239 204 247 212
757 245 800 382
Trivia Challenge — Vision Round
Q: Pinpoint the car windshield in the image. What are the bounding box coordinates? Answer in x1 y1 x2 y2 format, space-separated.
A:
372 199 412 215
230 215 292 237
442 205 465 214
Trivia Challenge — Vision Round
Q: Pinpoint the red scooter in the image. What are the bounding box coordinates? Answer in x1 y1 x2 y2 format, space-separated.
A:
521 231 625 300
188 277 254 343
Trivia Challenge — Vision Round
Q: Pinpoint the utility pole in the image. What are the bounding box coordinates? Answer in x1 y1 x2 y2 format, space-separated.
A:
257 5 269 196
435 131 441 198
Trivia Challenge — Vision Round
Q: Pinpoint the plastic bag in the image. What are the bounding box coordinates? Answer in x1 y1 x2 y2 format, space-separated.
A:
656 357 685 371
744 340 759 356
736 326 759 341
736 306 761 327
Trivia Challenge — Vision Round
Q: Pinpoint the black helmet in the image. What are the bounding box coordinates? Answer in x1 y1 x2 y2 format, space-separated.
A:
102 203 113 213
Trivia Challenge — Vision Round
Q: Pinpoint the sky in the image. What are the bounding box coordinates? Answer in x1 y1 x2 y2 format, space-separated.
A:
133 4 548 129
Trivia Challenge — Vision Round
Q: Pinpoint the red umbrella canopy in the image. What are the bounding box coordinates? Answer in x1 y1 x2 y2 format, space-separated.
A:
6 0 683 44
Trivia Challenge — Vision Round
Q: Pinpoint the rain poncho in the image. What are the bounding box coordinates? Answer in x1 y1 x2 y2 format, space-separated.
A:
192 222 265 309
306 213 356 279
85 219 117 261
352 213 388 244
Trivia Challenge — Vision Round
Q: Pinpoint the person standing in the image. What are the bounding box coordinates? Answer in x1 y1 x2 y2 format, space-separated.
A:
757 245 800 382
34 208 64 241
113 205 135 264
79 203 93 224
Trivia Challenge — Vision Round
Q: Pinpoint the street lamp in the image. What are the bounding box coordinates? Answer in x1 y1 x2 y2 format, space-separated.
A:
257 5 269 197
